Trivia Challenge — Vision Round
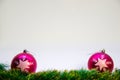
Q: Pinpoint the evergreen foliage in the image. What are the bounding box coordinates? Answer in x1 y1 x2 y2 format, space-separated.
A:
0 64 120 80
0 63 8 71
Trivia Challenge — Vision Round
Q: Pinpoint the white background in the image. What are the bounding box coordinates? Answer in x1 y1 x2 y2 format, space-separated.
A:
0 0 120 72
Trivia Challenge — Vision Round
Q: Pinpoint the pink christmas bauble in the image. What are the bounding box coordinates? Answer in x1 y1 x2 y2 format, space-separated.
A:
11 50 37 73
88 50 114 72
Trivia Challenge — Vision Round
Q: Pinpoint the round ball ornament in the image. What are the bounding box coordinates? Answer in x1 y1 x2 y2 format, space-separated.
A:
88 50 114 72
11 50 37 73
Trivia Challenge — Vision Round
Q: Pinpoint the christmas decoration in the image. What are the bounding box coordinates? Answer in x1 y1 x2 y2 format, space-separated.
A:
11 50 37 73
88 50 114 72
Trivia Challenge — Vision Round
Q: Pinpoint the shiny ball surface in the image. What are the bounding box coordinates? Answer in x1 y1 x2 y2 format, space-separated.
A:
88 50 114 72
11 50 37 73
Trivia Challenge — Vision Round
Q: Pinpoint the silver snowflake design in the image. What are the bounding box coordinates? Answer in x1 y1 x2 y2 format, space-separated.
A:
17 59 33 72
95 58 108 71
94 55 112 71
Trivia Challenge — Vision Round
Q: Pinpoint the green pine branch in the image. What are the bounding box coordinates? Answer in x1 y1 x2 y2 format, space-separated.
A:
0 63 8 71
0 64 120 80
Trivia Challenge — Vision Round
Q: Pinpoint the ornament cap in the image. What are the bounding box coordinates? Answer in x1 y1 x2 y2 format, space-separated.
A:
101 49 105 53
23 49 28 53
